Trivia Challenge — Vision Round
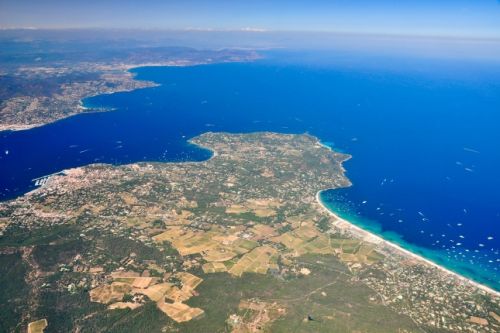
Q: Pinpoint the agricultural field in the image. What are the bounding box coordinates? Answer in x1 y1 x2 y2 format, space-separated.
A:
202 262 228 273
89 270 205 323
27 319 47 333
90 282 133 304
157 301 205 323
226 198 283 218
1 132 498 332
228 246 279 277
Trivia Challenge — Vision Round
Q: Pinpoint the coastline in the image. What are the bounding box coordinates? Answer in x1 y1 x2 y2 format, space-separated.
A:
0 58 257 134
0 69 160 133
315 190 500 297
4 132 220 203
0 123 45 132
2 52 498 299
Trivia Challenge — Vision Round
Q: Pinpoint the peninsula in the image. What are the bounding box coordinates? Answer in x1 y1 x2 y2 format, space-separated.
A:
0 46 259 132
0 132 498 332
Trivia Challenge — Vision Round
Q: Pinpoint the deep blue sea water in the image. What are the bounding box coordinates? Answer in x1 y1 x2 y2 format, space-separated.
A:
1 50 499 290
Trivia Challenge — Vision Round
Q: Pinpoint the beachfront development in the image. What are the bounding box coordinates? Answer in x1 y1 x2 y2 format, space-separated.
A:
0 47 259 132
1 131 498 332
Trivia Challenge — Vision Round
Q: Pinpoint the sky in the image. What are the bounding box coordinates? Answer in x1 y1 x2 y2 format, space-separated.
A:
1 0 500 38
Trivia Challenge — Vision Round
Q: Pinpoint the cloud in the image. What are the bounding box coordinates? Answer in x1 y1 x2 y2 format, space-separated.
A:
240 27 267 32
183 27 268 33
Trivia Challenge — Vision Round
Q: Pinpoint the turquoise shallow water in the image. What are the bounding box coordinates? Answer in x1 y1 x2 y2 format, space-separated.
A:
319 192 497 290
1 50 499 290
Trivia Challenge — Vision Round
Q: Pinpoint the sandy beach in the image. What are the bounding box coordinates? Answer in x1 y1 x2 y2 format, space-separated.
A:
315 191 500 298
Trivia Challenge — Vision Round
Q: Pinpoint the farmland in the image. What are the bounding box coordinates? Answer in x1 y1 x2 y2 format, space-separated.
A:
1 132 498 332
27 319 47 333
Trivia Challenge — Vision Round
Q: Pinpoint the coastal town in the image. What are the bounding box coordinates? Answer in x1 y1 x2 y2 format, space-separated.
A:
1 131 498 332
1 0 499 331
0 47 259 131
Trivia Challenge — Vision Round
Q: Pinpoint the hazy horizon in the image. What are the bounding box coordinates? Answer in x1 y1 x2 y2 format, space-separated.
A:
1 0 500 39
2 27 500 62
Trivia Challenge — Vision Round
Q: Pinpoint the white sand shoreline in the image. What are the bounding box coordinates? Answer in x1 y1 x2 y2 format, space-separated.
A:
315 191 500 298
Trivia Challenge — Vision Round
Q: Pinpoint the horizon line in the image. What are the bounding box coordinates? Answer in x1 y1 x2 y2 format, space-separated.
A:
1 26 500 43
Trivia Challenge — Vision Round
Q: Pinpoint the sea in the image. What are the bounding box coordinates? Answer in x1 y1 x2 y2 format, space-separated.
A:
1 49 499 290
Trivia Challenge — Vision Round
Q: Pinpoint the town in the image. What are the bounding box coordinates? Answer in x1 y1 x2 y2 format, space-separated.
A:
1 132 498 332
